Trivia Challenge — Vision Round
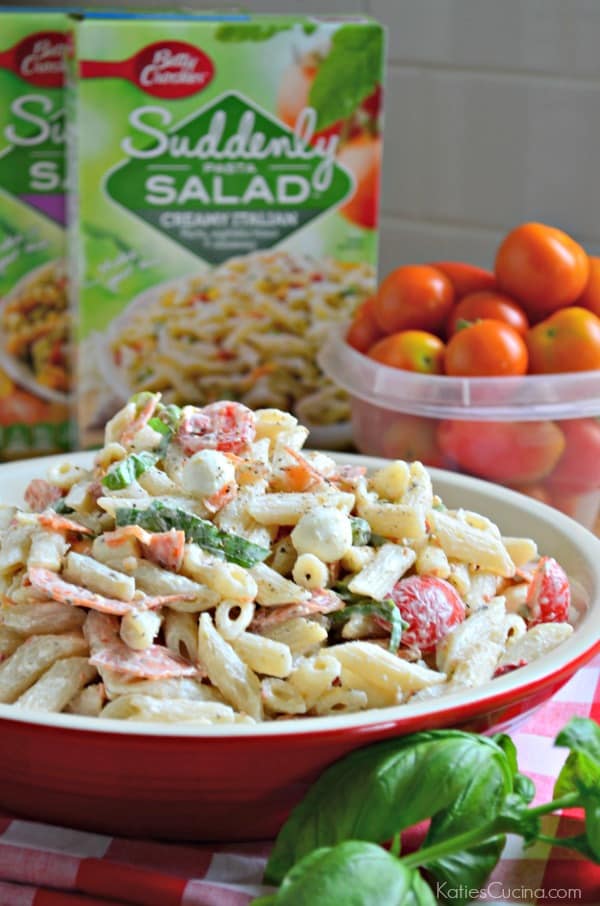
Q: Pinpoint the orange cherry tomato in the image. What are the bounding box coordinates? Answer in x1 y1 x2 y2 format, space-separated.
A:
495 222 589 321
374 265 454 335
444 319 528 377
526 306 600 373
446 291 529 338
346 297 384 353
430 261 496 299
575 255 600 319
381 414 445 467
368 330 445 374
437 419 566 484
337 134 381 230
544 418 600 493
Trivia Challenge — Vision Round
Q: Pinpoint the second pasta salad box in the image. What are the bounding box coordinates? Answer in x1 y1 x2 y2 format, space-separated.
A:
68 10 385 448
0 9 71 459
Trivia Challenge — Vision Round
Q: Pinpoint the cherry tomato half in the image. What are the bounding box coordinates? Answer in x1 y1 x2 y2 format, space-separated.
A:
382 575 466 653
524 557 570 625
374 265 455 335
444 319 528 377
495 222 589 321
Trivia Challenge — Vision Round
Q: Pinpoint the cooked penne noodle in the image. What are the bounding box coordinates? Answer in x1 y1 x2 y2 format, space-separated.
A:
0 633 88 703
197 613 263 720
14 656 97 712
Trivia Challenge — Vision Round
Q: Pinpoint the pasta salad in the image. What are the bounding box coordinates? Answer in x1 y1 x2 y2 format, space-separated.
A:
109 251 375 427
2 261 70 394
0 396 573 723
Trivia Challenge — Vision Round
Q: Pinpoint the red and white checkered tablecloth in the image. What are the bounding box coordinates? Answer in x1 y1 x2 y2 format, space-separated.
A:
0 655 598 906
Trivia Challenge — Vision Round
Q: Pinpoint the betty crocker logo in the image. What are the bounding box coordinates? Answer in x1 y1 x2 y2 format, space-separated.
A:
80 41 215 100
0 32 66 88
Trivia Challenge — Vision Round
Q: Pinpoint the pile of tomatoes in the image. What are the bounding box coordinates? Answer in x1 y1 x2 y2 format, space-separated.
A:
345 222 600 520
347 222 600 376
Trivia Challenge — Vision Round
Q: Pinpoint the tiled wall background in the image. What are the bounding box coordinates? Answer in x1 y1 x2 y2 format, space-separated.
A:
15 0 600 278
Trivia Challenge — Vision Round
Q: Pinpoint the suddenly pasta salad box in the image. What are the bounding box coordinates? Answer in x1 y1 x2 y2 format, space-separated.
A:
68 11 385 448
0 10 71 459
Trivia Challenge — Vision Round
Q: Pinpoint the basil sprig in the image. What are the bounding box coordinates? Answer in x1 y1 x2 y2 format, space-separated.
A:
103 404 182 491
255 718 600 905
102 450 160 491
115 501 270 568
331 584 405 652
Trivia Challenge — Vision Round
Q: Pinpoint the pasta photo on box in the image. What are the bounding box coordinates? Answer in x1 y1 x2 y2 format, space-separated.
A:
0 10 71 460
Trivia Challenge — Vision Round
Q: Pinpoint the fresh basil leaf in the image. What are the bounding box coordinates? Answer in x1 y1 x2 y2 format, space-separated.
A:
264 731 513 885
350 517 371 546
115 501 270 568
148 417 171 437
552 718 600 861
52 498 74 515
264 841 436 906
309 25 384 130
555 717 600 797
102 450 159 491
330 594 405 652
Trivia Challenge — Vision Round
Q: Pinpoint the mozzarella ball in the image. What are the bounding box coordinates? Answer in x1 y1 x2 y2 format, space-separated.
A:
181 449 236 498
291 506 352 562
120 610 161 651
293 553 329 589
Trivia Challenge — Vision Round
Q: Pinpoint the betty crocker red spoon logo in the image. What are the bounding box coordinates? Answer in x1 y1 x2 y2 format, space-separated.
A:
0 31 67 88
80 41 215 99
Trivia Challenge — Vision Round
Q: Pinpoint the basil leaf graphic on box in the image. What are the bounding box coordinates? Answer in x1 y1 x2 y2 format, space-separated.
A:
253 842 437 906
309 25 384 130
264 730 513 885
215 22 316 42
105 91 353 266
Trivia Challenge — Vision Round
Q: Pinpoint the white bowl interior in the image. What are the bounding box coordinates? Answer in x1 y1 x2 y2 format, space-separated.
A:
0 450 598 738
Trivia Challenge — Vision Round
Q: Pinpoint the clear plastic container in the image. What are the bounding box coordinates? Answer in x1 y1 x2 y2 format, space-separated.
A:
319 326 600 533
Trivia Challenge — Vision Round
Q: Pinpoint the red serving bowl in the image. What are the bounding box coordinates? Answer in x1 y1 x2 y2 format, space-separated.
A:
0 452 598 842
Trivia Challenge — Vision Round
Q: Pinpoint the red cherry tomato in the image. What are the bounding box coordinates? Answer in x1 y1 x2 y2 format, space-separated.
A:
437 419 566 485
430 261 496 299
545 418 600 493
525 557 570 625
367 330 445 374
446 291 529 338
575 255 600 318
374 265 454 335
381 414 445 468
444 319 528 377
383 575 466 653
177 402 256 455
346 297 384 353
